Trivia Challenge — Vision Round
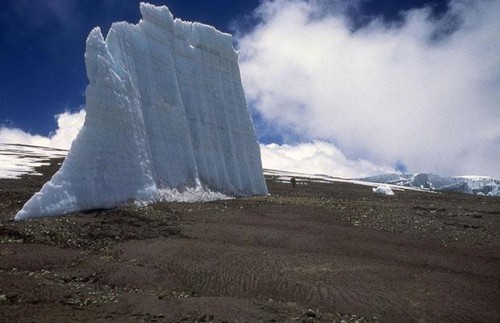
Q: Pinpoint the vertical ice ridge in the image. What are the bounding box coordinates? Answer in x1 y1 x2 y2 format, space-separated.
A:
140 11 199 189
14 3 267 221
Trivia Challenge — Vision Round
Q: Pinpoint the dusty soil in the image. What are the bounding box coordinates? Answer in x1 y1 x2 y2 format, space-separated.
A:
1 159 499 322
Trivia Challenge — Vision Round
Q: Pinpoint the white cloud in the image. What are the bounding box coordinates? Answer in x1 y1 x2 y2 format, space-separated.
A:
0 107 393 178
0 109 85 150
239 0 500 177
260 141 397 178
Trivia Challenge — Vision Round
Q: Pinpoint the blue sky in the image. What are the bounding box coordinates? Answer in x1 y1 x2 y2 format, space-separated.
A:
0 0 260 135
1 0 499 178
1 0 447 136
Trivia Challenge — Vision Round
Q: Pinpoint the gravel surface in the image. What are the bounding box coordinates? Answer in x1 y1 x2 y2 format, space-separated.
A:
1 159 499 322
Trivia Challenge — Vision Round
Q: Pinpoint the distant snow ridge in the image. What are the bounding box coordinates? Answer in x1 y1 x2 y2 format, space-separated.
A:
0 144 67 179
361 173 500 196
15 3 267 220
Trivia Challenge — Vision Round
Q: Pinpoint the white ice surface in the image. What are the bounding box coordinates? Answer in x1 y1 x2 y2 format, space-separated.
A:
15 3 267 220
135 184 233 207
453 176 498 189
360 171 500 196
487 186 500 196
372 185 395 196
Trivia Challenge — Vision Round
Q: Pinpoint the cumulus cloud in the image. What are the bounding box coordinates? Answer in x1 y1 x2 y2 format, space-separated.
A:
260 141 397 178
238 0 500 177
2 109 388 178
0 109 86 150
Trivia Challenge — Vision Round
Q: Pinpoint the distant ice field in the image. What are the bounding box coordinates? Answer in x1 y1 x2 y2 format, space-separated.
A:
2 144 498 201
0 143 67 179
263 169 436 194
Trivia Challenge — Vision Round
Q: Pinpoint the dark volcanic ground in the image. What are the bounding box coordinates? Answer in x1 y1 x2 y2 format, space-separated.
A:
1 159 500 322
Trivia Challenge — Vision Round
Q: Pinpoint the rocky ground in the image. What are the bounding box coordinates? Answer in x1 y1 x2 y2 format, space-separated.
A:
1 159 499 322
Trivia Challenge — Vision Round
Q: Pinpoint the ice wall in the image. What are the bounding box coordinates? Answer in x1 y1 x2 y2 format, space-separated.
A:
15 3 267 220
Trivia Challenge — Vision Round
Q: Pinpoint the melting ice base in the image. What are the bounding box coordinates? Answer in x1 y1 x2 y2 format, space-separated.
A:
15 3 267 220
135 184 233 207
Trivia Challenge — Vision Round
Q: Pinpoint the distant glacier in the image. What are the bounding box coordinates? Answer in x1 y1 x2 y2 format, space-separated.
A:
15 3 268 220
360 173 500 196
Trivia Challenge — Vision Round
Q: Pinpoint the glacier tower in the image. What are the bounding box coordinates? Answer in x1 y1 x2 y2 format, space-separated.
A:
15 3 268 220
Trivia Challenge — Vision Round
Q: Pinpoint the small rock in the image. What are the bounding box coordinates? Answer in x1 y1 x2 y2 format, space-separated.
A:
304 309 316 318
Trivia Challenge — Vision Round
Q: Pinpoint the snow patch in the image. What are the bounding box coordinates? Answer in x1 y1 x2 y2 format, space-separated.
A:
0 144 67 179
372 185 395 196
